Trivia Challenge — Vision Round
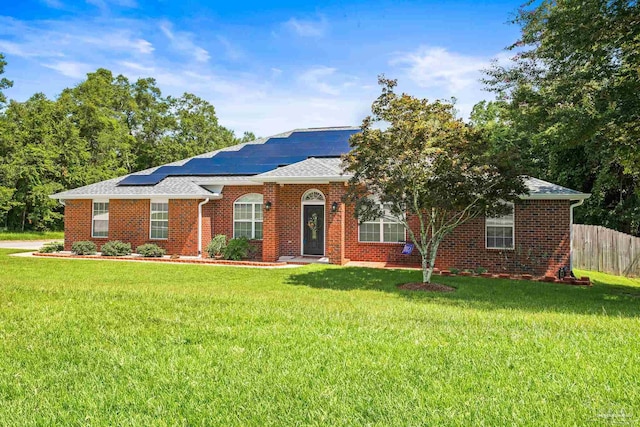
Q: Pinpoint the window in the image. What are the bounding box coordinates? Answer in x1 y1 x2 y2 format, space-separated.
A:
486 204 515 249
150 200 169 239
359 204 405 243
92 201 109 238
234 194 263 240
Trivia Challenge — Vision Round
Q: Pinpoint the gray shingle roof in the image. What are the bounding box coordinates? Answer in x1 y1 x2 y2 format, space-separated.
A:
50 127 353 199
522 177 589 199
50 176 217 199
50 127 589 200
254 157 346 180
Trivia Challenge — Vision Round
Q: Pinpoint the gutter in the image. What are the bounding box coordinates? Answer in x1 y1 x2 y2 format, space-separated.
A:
197 198 210 257
520 193 591 201
569 198 586 271
249 176 349 184
49 194 222 200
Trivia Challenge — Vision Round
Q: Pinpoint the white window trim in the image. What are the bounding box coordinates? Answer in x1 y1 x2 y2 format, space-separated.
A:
91 199 109 239
149 199 169 240
233 194 263 240
485 202 515 250
358 205 406 244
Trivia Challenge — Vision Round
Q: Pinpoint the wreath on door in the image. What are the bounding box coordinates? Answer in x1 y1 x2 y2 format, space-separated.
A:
307 213 318 240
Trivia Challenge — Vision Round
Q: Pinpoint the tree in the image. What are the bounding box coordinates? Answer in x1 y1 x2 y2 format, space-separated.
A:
239 131 257 143
483 0 640 235
343 77 527 283
0 94 66 230
0 66 252 231
0 53 12 106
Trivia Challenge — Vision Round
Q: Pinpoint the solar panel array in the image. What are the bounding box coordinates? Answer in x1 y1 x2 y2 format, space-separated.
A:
118 128 359 186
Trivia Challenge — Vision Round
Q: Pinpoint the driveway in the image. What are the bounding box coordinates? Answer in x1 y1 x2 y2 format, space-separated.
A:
0 240 58 250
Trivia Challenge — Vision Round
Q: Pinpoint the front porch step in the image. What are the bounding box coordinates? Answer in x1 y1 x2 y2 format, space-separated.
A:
278 255 329 264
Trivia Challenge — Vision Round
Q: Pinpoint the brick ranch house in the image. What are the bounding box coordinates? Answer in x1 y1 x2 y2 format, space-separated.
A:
51 127 590 276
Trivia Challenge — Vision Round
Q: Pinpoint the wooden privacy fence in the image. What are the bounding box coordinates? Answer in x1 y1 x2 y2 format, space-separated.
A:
572 224 640 277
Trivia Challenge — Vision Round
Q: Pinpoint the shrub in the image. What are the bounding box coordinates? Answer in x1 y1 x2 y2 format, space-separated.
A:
39 241 64 253
449 268 460 275
222 237 254 261
71 241 97 255
136 243 166 258
206 234 227 257
475 266 488 275
100 240 132 256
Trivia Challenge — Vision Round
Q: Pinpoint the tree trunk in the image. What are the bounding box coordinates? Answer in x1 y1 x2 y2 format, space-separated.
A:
21 207 26 232
421 254 432 283
423 238 441 284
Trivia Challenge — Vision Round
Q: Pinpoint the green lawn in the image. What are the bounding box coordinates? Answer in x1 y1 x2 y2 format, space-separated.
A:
0 230 64 240
0 249 638 426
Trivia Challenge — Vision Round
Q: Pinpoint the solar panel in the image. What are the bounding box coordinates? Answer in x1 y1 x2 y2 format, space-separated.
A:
117 128 360 185
118 174 167 186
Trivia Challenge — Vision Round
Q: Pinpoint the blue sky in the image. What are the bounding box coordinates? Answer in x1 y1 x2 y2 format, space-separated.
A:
0 0 522 136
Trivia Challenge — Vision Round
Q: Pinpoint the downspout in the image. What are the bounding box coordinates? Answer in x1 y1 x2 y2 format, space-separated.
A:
569 199 585 272
197 198 210 257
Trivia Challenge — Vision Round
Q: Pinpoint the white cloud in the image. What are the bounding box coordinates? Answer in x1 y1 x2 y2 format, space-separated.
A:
42 0 65 8
0 40 61 58
81 33 154 54
389 46 509 119
117 61 154 73
159 21 209 63
391 46 488 92
298 66 340 95
86 0 138 10
285 16 327 37
270 67 282 77
43 61 91 78
0 16 153 61
216 36 243 61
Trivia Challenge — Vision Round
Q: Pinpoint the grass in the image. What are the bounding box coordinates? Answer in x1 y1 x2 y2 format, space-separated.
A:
0 230 64 240
0 249 638 426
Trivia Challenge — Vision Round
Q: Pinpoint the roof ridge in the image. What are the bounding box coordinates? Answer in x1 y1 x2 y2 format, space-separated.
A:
308 157 344 174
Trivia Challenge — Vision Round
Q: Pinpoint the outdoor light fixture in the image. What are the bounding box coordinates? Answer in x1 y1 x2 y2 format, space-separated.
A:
331 201 339 213
265 201 272 211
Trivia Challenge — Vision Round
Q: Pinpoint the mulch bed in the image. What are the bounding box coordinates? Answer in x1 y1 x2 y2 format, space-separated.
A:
397 282 456 292
33 252 284 267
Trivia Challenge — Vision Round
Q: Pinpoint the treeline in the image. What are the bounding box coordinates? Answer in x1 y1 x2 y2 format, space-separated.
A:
0 62 254 231
476 0 639 236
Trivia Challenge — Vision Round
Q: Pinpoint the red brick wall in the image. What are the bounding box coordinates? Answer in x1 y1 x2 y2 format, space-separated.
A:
64 198 200 256
64 199 93 250
434 199 571 276
344 198 571 276
63 189 572 276
326 182 346 264
201 200 213 256
166 199 199 255
262 183 280 262
344 200 423 265
208 185 263 260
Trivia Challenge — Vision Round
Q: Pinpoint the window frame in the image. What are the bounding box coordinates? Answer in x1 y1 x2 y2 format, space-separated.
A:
485 202 515 250
91 200 109 239
233 194 263 240
358 204 406 244
149 199 169 240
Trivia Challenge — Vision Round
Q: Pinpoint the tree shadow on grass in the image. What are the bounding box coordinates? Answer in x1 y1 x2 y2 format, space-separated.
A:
285 266 640 318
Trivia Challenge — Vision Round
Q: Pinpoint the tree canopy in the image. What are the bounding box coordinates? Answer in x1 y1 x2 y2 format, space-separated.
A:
0 64 252 231
344 77 527 283
0 53 12 106
482 0 640 235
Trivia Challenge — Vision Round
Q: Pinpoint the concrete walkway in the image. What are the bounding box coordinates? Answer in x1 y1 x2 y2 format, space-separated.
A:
0 240 58 250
